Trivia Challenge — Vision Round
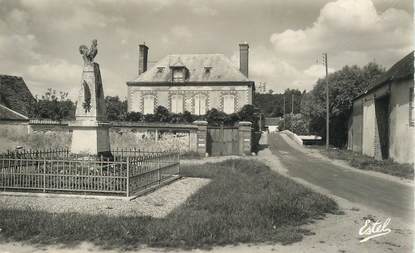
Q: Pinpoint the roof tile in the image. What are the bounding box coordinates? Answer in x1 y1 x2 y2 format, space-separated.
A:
129 54 250 83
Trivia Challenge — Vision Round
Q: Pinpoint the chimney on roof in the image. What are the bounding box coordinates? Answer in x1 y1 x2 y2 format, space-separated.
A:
239 42 249 78
138 43 149 75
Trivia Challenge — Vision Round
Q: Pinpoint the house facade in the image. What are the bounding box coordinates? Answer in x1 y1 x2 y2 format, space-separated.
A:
127 43 254 115
347 52 414 164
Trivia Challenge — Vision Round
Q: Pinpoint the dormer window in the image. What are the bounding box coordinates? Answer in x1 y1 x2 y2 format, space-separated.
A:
172 67 186 82
157 67 165 73
204 67 212 74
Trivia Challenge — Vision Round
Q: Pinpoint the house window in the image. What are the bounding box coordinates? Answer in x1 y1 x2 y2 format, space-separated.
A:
223 95 235 114
172 68 185 82
194 94 207 115
171 94 184 113
410 87 414 127
143 95 155 114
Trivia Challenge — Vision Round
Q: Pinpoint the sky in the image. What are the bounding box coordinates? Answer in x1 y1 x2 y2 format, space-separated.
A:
0 0 412 99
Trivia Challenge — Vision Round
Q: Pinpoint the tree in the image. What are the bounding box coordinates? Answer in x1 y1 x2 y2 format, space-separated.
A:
279 113 309 135
254 89 304 117
154 106 171 122
105 96 127 121
30 88 75 121
283 89 303 114
301 62 385 147
238 104 261 131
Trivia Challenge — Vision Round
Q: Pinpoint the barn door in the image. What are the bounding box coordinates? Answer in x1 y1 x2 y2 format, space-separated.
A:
375 95 390 160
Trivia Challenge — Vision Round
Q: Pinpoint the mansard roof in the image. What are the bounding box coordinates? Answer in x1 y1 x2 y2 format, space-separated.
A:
128 54 250 84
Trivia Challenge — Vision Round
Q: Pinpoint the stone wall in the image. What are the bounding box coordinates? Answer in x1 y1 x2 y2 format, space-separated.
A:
0 123 71 153
1 120 254 157
1 121 199 154
110 125 197 153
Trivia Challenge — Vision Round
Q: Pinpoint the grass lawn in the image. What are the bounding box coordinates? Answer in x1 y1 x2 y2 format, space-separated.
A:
310 146 414 180
0 159 338 249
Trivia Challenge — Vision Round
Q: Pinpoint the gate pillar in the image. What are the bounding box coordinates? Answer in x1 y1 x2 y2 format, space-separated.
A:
193 121 208 157
238 121 252 155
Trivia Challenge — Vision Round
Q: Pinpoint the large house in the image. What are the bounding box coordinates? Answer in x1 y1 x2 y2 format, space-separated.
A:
347 52 414 164
126 43 255 115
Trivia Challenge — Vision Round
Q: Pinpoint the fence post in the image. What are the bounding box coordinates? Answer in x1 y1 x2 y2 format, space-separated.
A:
157 155 161 185
126 156 130 197
43 158 46 193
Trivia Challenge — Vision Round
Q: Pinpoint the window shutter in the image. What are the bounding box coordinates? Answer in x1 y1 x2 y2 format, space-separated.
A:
143 95 154 114
223 95 235 114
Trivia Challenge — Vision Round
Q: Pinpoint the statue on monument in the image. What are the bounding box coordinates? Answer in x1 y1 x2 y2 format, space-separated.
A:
79 39 98 66
71 39 110 156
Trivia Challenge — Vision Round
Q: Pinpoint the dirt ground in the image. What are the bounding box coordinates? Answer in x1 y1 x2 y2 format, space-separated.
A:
0 136 413 253
253 147 413 253
0 177 210 218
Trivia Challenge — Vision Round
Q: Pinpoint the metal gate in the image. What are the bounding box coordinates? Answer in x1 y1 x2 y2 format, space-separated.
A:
207 126 239 156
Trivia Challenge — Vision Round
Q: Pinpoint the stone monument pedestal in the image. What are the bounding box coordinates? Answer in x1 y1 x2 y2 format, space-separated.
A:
70 54 111 157
70 121 111 156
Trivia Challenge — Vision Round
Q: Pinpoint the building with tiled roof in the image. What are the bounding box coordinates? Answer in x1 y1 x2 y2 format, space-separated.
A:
348 51 414 164
0 104 29 121
0 75 35 117
127 43 254 115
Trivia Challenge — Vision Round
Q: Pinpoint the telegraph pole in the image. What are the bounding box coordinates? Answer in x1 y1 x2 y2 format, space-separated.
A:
323 53 329 149
283 95 286 129
259 113 262 131
291 94 294 114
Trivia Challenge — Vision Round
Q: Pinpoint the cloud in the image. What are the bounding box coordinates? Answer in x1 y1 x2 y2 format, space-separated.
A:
304 64 335 78
25 60 125 100
27 60 81 83
26 60 81 97
270 0 412 68
266 0 412 91
231 46 334 92
170 25 193 40
0 34 40 63
0 0 412 99
191 5 218 16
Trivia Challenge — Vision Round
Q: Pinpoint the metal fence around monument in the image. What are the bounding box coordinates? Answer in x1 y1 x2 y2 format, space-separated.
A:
0 149 180 197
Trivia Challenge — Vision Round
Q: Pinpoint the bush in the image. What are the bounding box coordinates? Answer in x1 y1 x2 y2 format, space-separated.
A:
154 106 171 122
125 111 143 121
206 108 228 126
279 114 310 135
317 147 414 179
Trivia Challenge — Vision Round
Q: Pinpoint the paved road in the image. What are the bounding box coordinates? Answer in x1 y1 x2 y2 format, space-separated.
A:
268 133 414 222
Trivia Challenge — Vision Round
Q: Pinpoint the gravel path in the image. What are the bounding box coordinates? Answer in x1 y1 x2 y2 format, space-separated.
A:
0 177 210 218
